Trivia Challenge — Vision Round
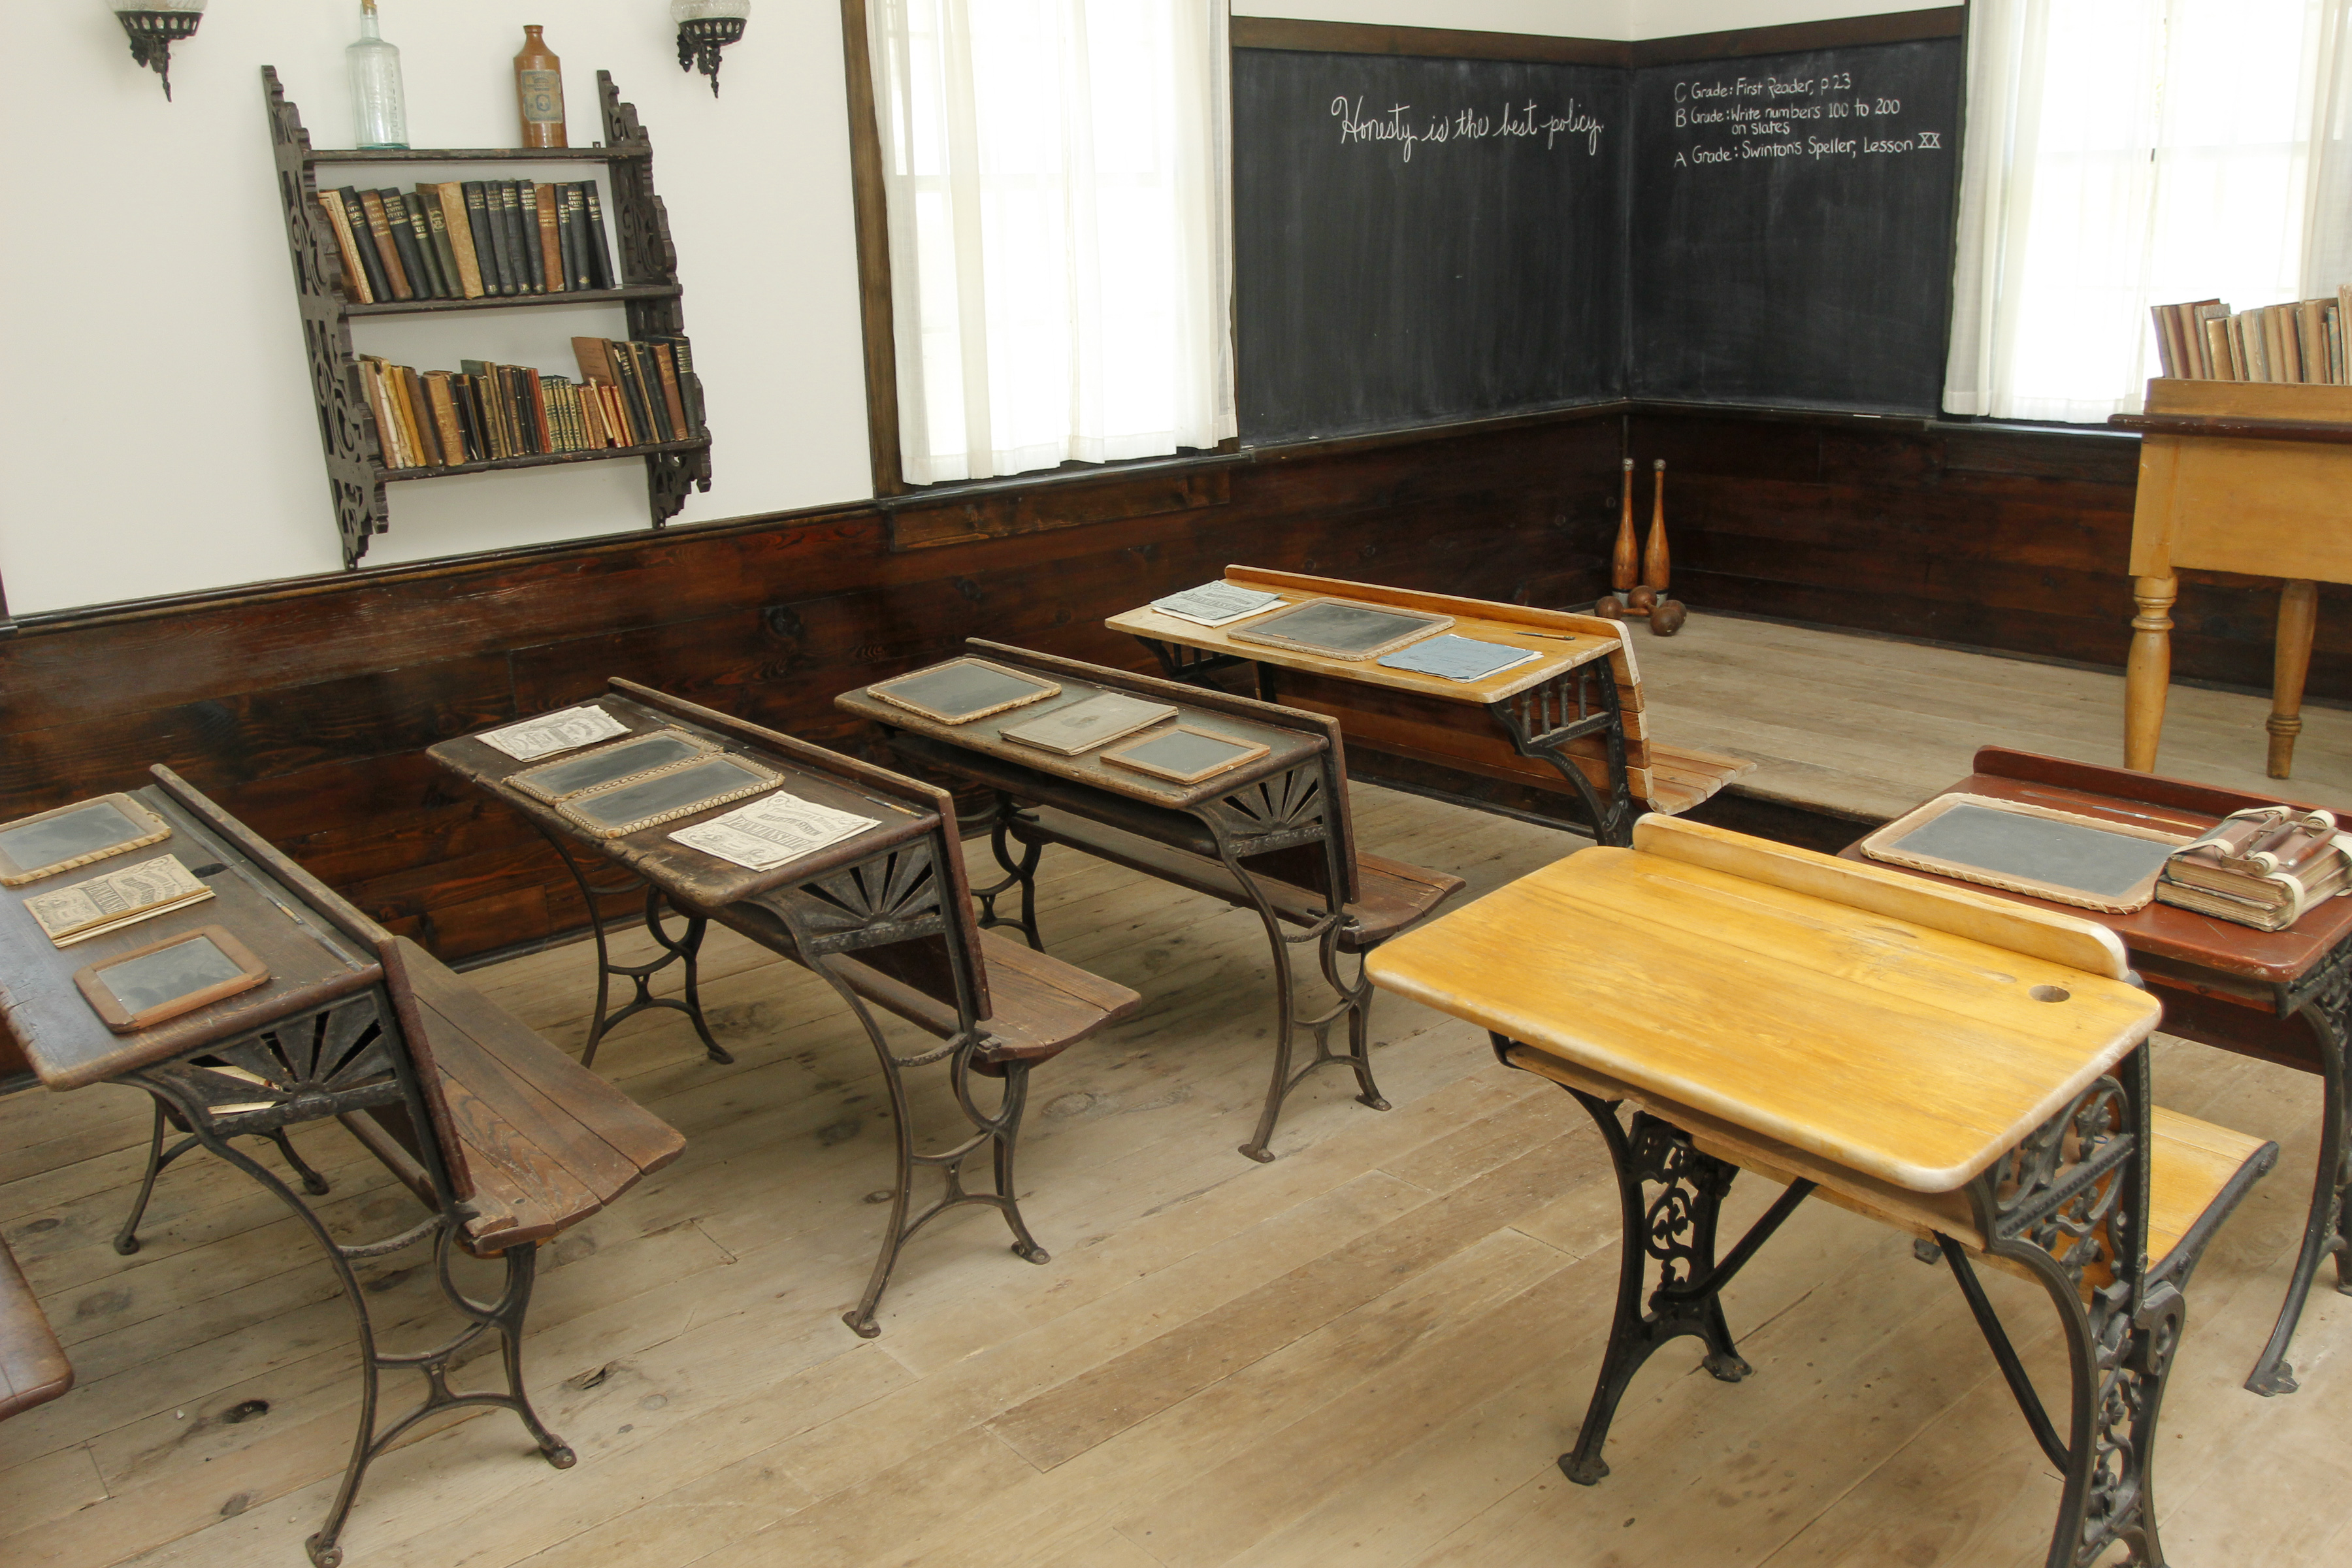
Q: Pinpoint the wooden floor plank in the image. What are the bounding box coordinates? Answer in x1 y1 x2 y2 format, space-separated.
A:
1 759 2345 1568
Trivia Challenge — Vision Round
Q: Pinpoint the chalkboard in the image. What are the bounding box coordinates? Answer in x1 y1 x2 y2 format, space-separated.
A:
1628 39 1963 414
1233 51 1627 446
1230 37 1965 438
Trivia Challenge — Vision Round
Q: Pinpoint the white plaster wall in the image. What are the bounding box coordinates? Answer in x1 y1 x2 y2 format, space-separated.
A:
0 1 870 615
0 1 1952 614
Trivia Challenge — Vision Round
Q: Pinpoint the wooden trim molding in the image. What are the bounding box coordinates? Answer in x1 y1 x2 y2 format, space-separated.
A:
1230 9 1965 69
1624 7 1966 67
1229 18 1625 65
838 0 906 497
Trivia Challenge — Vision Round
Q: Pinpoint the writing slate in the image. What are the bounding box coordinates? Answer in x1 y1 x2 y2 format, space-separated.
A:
1629 40 1963 413
1233 50 1627 445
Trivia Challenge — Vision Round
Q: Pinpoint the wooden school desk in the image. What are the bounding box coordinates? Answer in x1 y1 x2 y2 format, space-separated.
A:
837 641 1462 1162
1367 815 2274 1568
2113 378 2352 779
1846 745 2352 1395
0 765 683 1565
1107 566 1752 846
431 682 1139 1336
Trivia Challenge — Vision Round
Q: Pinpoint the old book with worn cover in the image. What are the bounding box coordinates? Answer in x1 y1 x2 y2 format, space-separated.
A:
428 182 485 298
316 193 373 304
379 191 437 299
536 183 564 293
25 855 214 947
462 181 508 295
581 184 615 288
2155 806 2351 928
355 189 412 301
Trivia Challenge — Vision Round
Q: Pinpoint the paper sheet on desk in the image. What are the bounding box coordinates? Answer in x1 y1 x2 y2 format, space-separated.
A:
1150 582 1285 627
1376 634 1543 682
479 706 629 760
670 792 879 871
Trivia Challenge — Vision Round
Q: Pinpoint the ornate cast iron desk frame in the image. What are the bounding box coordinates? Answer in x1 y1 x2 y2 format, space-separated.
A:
431 684 1049 1338
1 772 573 1568
838 644 1380 1164
1509 1034 2270 1568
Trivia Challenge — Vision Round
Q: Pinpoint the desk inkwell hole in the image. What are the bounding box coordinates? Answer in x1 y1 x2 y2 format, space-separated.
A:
2031 985 2070 1003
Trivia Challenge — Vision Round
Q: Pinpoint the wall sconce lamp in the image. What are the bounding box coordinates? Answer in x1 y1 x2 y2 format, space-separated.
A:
108 0 207 99
673 0 749 96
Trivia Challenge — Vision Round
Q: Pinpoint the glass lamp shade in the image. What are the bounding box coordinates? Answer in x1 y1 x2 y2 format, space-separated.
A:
103 0 207 11
672 0 750 20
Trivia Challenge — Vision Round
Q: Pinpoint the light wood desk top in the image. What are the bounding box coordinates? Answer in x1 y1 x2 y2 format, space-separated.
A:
1106 566 1635 711
1365 817 2158 1193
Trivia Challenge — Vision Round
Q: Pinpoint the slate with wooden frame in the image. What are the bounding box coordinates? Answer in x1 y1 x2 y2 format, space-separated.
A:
0 794 173 887
1228 598 1454 661
510 727 718 804
1101 725 1271 785
868 658 1061 725
73 926 271 1034
555 753 779 839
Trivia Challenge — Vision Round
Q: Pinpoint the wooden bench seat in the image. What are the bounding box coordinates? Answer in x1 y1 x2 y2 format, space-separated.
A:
340 938 688 1258
1009 806 1465 954
704 896 1142 1070
0 1237 71 1422
1504 1045 2272 1285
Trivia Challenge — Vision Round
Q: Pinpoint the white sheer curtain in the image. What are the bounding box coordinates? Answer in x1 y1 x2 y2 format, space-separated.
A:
1946 0 2352 423
867 0 1235 485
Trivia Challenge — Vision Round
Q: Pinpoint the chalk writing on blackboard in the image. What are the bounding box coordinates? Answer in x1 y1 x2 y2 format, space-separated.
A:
1331 96 1607 162
1660 70 1944 168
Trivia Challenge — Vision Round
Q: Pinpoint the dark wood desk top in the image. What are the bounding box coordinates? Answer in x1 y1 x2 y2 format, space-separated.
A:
0 784 376 1092
1840 747 2352 998
430 690 939 909
834 644 1330 815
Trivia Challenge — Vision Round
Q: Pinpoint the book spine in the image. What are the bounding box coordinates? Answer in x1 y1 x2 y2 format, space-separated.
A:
581 184 616 288
380 190 436 299
2203 316 2234 381
315 192 374 304
356 189 413 301
336 189 395 303
2151 305 2179 378
357 360 401 466
611 344 657 444
555 183 582 295
563 183 595 291
650 342 690 438
487 183 520 297
423 372 466 465
406 190 453 299
535 183 564 293
433 183 485 299
397 365 441 466
511 182 544 294
417 186 467 302
527 368 552 452
578 374 608 448
463 182 508 296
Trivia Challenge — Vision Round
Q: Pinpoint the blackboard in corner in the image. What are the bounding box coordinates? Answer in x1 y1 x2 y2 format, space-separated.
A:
1233 50 1628 446
1629 39 1965 414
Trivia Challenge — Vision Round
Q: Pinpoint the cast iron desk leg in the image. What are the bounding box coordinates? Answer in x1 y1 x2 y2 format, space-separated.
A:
2249 956 2352 1395
532 821 730 1070
122 1001 572 1567
1226 853 1382 1164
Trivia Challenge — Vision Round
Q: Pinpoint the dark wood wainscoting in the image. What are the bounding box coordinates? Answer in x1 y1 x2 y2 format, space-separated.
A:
0 414 1621 963
1630 404 2352 698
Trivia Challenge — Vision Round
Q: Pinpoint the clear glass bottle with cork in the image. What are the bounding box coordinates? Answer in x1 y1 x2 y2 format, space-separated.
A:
348 0 408 149
514 25 567 148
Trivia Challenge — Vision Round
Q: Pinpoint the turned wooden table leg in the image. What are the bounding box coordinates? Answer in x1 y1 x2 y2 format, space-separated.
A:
2270 579 2319 779
2125 575 2177 772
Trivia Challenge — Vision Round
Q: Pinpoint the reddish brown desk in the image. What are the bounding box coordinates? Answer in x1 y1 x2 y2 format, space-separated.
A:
1845 747 2352 1394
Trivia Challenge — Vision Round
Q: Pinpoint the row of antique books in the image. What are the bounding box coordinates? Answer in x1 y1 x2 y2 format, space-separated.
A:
2149 289 2352 383
315 180 617 306
361 335 702 470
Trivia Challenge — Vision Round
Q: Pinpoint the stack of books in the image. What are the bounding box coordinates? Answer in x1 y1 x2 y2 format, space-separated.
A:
2149 290 2352 384
2155 806 2350 931
359 335 702 470
315 180 617 304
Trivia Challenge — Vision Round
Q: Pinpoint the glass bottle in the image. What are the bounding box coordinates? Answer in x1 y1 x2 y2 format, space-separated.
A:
348 0 408 150
515 26 567 149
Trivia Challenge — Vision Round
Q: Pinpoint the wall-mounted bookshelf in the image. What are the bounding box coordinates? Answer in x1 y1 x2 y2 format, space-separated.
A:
264 67 713 569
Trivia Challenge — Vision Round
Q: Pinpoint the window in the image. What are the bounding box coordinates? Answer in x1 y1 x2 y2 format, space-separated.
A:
1946 0 2352 423
862 0 1236 486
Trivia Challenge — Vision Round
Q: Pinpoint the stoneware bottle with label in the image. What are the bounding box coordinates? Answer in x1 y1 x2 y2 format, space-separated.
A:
514 25 567 148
